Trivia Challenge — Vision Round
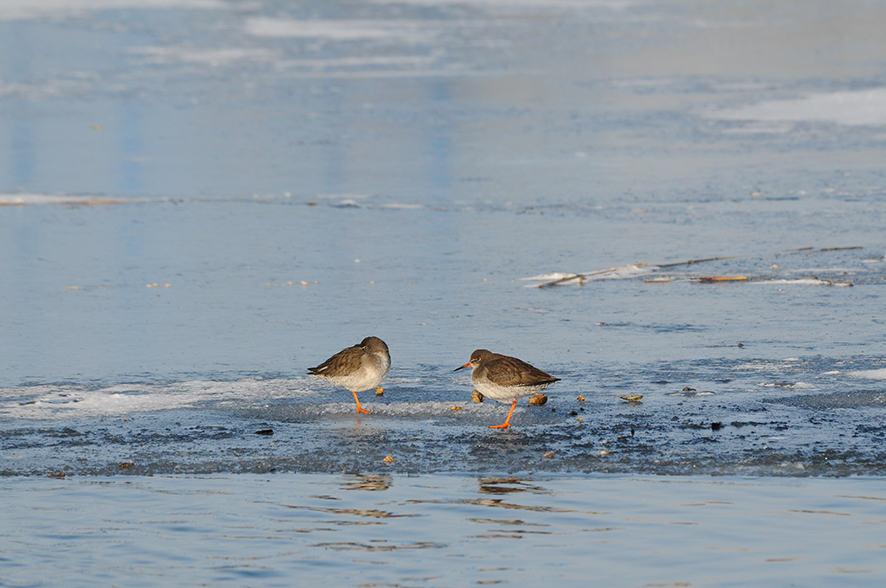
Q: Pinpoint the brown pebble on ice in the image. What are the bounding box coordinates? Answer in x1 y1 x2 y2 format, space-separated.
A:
529 393 547 405
543 451 555 458
375 386 384 396
577 395 585 401
472 390 484 403
383 455 395 464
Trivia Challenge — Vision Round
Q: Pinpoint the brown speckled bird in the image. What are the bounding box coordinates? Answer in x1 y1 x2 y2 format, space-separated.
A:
455 349 559 429
308 337 390 414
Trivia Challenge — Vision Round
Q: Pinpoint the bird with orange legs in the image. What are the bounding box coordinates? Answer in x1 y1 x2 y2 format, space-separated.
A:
455 349 559 429
308 336 390 414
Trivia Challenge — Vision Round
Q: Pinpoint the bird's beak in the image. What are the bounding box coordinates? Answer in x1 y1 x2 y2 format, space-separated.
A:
454 361 473 372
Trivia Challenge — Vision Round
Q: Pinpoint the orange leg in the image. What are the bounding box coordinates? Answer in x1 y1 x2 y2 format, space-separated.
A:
352 391 373 415
489 401 517 429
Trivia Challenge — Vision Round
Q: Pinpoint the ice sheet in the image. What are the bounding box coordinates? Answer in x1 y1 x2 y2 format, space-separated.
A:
712 88 886 127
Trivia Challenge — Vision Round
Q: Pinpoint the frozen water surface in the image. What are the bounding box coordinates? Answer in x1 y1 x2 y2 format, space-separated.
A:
1 0 886 584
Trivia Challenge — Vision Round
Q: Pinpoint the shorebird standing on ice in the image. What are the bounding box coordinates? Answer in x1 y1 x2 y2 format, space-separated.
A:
455 349 559 429
308 336 390 414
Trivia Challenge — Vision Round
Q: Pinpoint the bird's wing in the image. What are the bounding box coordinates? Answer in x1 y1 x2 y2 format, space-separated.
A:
484 356 559 386
307 344 364 375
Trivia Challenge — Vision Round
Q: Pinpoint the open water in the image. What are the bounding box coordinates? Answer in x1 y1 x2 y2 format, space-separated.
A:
2 0 886 585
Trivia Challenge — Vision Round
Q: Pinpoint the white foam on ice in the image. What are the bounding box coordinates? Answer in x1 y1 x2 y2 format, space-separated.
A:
245 17 437 44
0 79 95 100
278 55 438 69
752 278 853 287
712 88 886 127
0 193 124 205
760 382 816 390
380 202 425 210
128 46 279 67
0 0 225 21
522 272 579 281
1 378 318 420
523 265 653 285
732 360 791 373
850 368 886 380
368 0 636 8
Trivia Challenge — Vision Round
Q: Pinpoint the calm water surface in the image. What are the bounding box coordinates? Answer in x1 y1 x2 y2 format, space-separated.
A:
2 473 885 587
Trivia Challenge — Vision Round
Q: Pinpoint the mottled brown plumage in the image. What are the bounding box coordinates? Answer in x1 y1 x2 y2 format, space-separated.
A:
455 349 559 428
308 336 390 414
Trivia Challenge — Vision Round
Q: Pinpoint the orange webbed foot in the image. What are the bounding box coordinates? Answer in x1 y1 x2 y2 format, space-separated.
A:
352 391 373 415
488 401 517 430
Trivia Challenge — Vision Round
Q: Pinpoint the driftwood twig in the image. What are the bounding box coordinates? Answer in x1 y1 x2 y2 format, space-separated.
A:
655 256 737 269
537 264 647 288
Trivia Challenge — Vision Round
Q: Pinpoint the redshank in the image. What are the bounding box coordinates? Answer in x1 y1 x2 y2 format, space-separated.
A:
308 336 390 414
455 349 560 429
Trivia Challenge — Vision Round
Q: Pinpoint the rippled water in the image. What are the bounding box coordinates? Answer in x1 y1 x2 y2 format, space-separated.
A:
2 0 886 584
2 474 885 587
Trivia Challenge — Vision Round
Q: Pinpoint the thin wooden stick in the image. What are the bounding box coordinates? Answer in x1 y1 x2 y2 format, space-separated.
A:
655 256 737 268
535 247 862 290
537 274 584 288
537 264 648 288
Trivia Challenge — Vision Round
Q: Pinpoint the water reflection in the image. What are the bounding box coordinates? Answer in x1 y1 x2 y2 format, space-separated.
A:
478 476 550 495
312 540 443 552
341 474 392 492
2 474 884 587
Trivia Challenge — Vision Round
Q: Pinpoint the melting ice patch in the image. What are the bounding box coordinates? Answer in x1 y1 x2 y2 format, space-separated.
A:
0 0 225 21
0 193 124 206
369 0 636 8
0 79 95 100
0 379 317 420
751 278 853 287
523 265 654 286
273 55 442 76
245 17 438 44
381 202 425 209
523 272 579 282
712 88 886 127
760 382 816 390
732 360 798 373
129 47 279 67
850 369 886 380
